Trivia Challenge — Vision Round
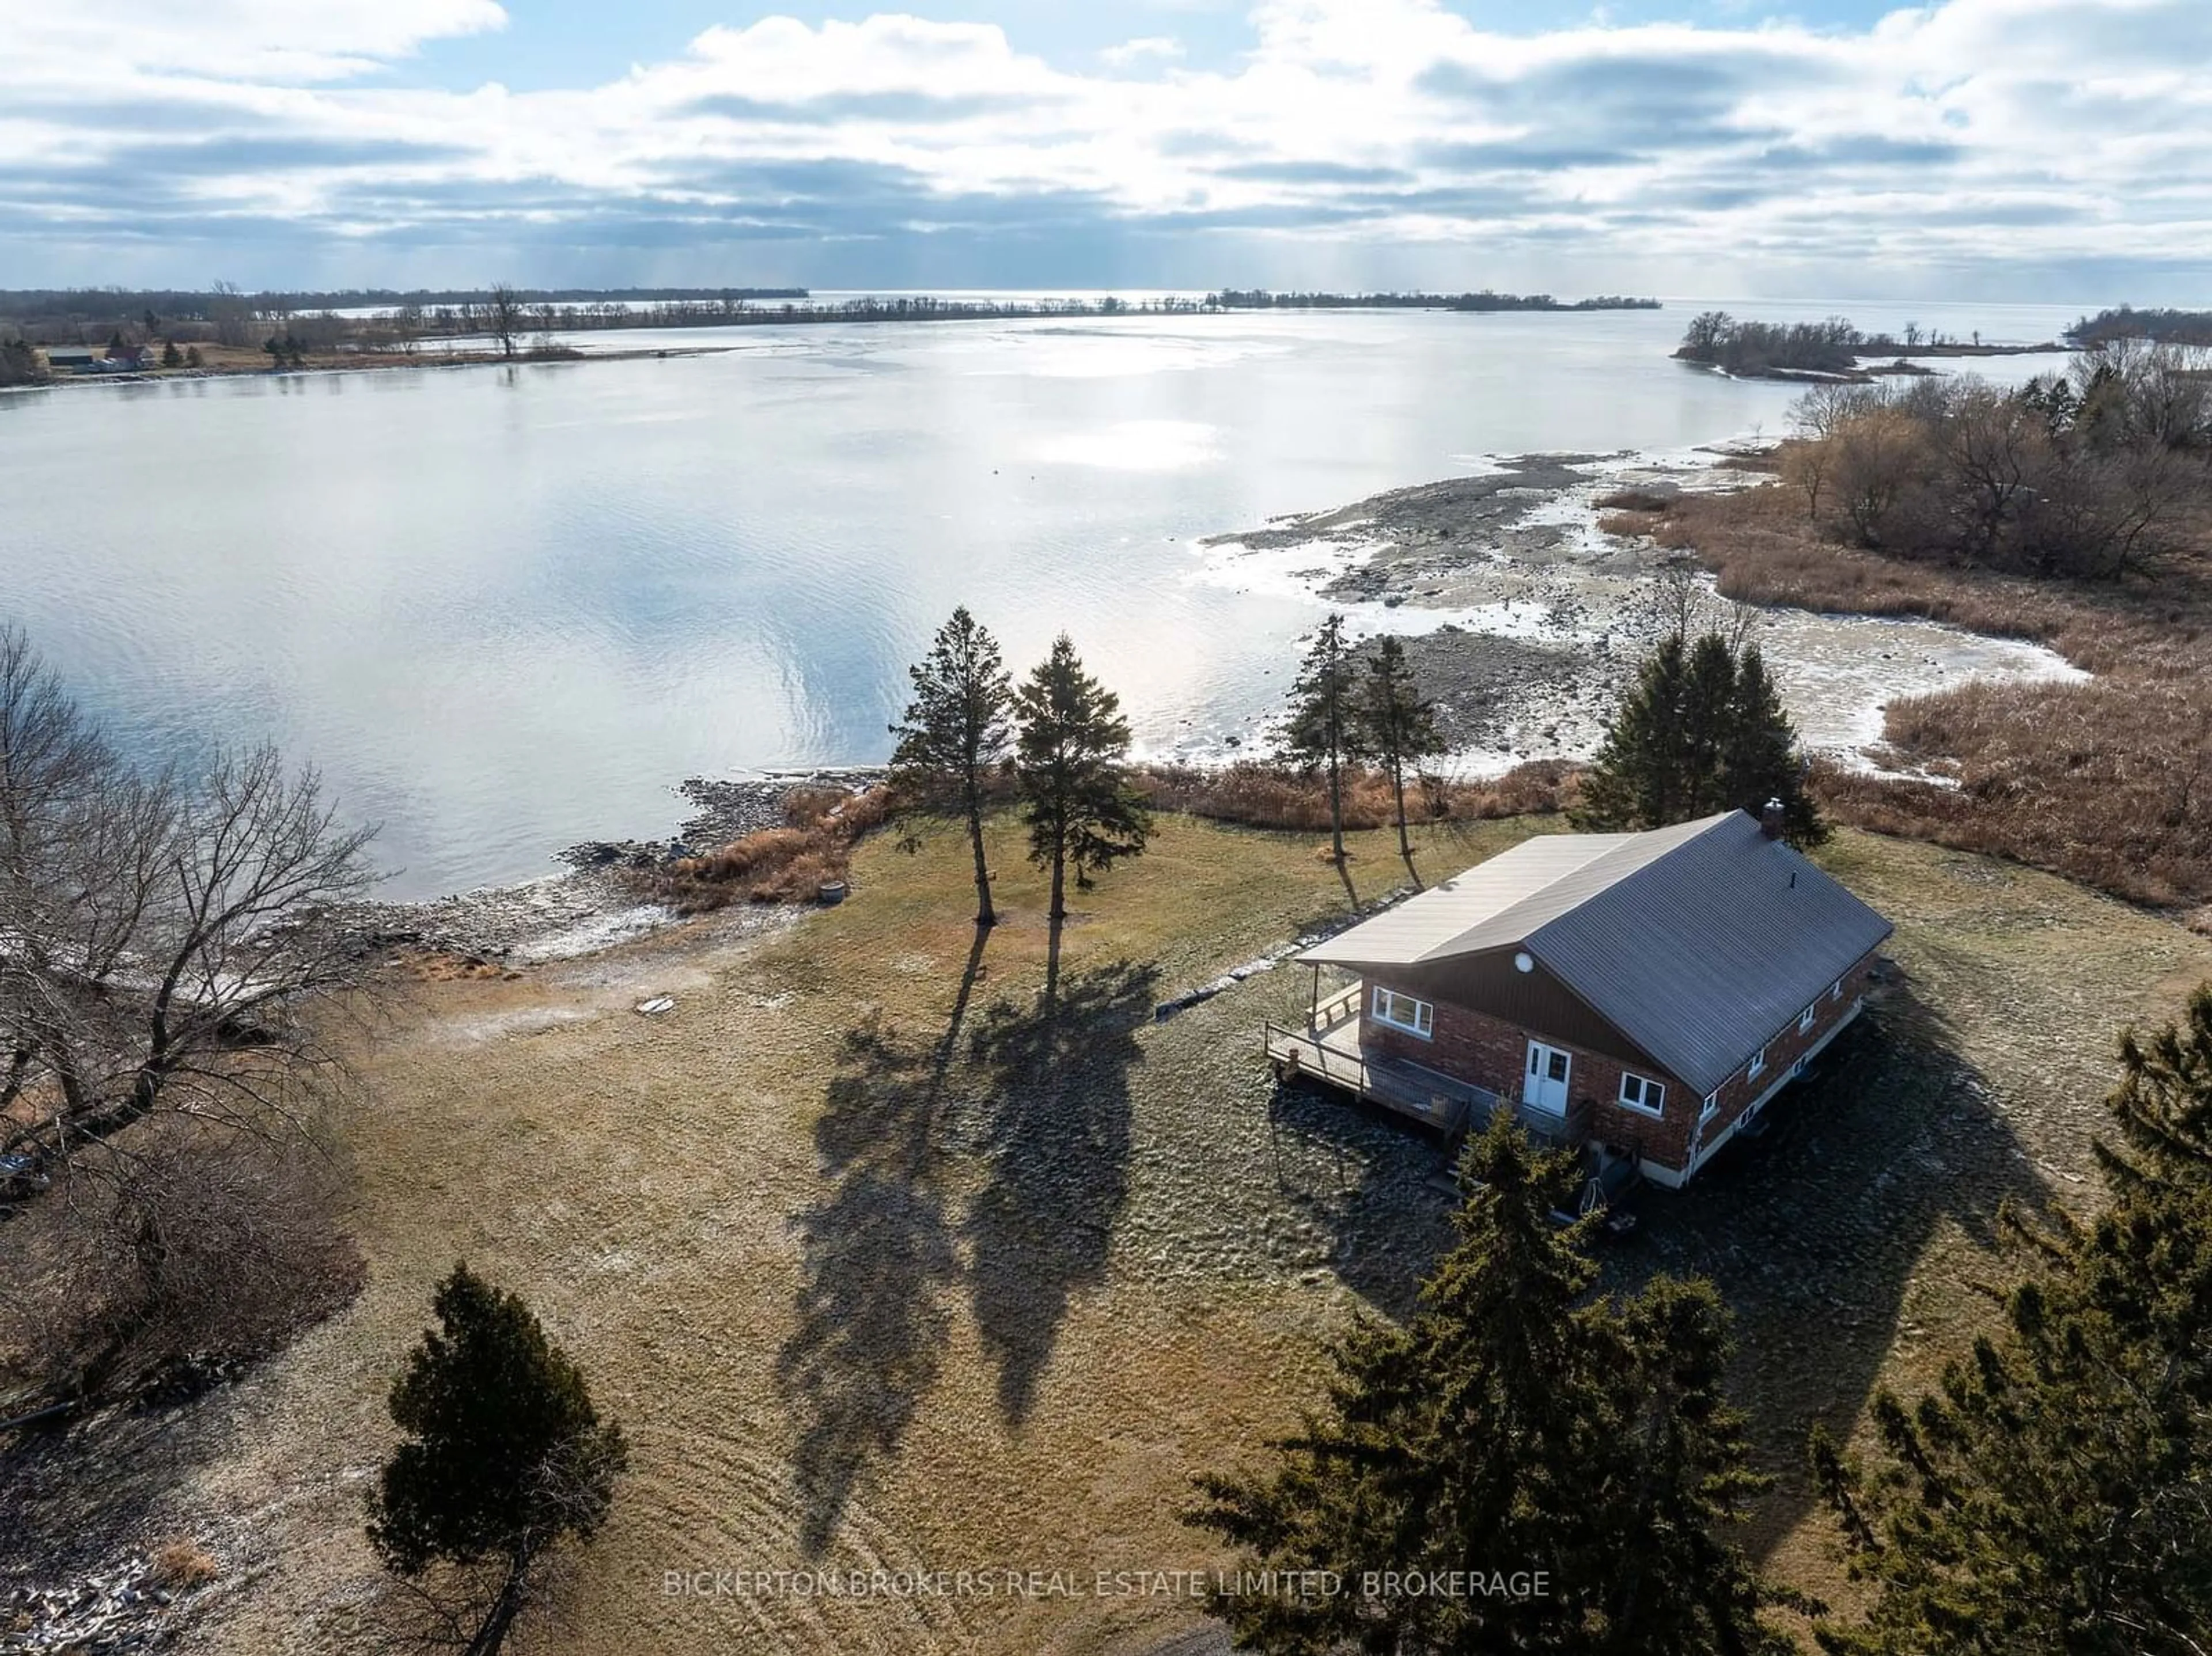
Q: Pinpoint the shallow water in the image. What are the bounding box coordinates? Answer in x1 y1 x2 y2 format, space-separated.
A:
0 297 2085 897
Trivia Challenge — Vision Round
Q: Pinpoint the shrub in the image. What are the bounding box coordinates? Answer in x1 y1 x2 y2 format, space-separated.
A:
0 1123 365 1402
1135 760 1574 831
626 784 893 912
151 1541 221 1590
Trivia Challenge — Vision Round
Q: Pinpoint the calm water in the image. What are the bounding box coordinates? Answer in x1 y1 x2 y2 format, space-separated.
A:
0 297 2085 898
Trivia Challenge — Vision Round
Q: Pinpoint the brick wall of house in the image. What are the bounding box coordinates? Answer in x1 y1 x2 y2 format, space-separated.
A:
1357 943 1886 1182
1359 977 1687 1168
1676 942 1887 1182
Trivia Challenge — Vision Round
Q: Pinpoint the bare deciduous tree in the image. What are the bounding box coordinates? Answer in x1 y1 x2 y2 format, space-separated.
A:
486 284 524 360
0 626 379 1191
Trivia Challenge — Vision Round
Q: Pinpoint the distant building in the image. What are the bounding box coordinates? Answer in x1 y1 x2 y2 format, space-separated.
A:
1266 807 1893 1189
41 347 99 372
94 343 149 372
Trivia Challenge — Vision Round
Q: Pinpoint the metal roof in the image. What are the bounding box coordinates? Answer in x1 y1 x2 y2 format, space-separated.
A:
1301 811 1893 1096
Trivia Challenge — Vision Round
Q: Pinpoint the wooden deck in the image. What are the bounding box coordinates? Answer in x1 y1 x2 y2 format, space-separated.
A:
1264 991 1580 1145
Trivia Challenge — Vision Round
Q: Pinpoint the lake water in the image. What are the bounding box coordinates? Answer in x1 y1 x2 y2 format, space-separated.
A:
0 297 2086 899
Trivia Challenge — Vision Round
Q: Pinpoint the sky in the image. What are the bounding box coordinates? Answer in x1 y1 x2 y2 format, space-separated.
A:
4 0 2208 301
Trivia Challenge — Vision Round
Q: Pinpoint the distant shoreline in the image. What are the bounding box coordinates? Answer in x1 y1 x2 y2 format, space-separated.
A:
1676 340 2067 384
15 342 735 391
7 289 1664 384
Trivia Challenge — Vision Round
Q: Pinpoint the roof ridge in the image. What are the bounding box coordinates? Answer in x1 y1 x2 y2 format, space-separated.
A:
1513 812 1738 957
1409 833 1627 961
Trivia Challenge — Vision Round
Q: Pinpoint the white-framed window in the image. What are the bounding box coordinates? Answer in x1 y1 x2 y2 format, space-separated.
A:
1798 1001 1817 1034
1831 977 1843 1001
1748 1046 1767 1081
1700 1092 1719 1122
1371 985 1433 1039
1618 1073 1666 1117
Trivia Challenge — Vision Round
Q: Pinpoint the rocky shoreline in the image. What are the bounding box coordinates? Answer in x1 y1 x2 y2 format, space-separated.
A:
1198 445 2085 772
339 770 881 966
339 446 2086 969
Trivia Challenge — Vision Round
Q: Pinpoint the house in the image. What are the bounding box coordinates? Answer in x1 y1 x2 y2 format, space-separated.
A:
1264 804 1893 1189
40 347 99 373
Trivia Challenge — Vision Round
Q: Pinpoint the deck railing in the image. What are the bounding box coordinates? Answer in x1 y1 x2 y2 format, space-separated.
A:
1266 1016 1583 1146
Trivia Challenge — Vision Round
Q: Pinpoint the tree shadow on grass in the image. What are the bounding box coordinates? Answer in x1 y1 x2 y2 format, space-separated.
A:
1596 975 2056 1566
775 929 988 1556
960 959 1159 1427
1260 1078 1459 1313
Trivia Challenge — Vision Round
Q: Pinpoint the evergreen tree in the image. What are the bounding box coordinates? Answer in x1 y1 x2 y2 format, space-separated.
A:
1680 631 1741 814
1573 633 1695 833
889 607 1014 926
1192 1114 1794 1655
1810 996 2212 1655
2101 985 2212 1194
1358 635 1446 886
369 1264 628 1656
1574 631 1823 846
1013 636 1151 975
1715 645 1821 842
160 338 183 369
1283 614 1362 884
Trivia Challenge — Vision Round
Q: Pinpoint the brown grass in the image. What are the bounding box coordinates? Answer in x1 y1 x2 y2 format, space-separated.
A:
151 1540 222 1590
1594 487 1677 513
1610 478 2212 911
1136 759 1575 832
630 785 895 911
66 814 2212 1655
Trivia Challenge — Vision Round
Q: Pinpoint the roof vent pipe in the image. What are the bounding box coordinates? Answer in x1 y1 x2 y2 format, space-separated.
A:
1761 798 1785 840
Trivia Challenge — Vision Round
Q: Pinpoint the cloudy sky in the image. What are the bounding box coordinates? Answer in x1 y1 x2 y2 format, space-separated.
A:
5 0 2207 299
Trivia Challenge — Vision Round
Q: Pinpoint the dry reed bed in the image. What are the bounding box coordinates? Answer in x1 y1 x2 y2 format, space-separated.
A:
631 763 1580 913
1606 475 2212 917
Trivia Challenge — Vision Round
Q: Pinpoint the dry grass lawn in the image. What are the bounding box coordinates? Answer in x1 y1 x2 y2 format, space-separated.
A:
17 812 2212 1654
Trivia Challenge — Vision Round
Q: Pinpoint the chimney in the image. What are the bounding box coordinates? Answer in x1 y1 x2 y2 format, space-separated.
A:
1760 798 1785 840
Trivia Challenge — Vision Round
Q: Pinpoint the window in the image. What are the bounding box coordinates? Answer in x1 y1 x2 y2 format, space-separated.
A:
1831 977 1843 1002
1700 1093 1719 1122
1618 1073 1665 1117
1371 986 1433 1039
1798 1001 1817 1034
1748 1046 1767 1081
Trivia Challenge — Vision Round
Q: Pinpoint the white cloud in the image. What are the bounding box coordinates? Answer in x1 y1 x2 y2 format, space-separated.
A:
2 0 2209 293
1100 36 1185 69
6 0 506 81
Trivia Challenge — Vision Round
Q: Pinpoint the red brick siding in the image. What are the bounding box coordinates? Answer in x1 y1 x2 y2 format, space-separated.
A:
1358 943 1885 1181
1678 943 1886 1180
1359 978 1687 1167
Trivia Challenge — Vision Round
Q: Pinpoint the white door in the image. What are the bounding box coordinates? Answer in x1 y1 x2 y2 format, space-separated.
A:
1524 1041 1571 1114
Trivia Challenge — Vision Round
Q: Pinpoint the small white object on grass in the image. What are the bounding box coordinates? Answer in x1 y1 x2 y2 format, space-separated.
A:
634 995 676 1017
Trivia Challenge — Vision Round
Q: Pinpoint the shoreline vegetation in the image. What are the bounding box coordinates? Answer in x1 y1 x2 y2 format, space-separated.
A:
1672 309 2067 381
1607 340 2212 918
0 285 1659 388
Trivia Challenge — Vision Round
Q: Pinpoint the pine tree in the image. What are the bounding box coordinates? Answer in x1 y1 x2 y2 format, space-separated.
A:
889 607 1014 926
2101 985 2212 1195
1809 997 2212 1655
1724 646 1824 844
1358 635 1446 886
1191 1113 1794 1655
1013 636 1151 975
1574 633 1694 833
1283 614 1362 884
368 1264 628 1656
1574 631 1823 846
1680 631 1741 814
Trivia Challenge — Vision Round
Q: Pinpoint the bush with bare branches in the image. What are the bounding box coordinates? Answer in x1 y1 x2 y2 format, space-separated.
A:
1 1120 364 1403
0 627 379 1192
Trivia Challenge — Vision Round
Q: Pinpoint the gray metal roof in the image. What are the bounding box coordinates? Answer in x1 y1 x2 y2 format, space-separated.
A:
1302 811 1893 1096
